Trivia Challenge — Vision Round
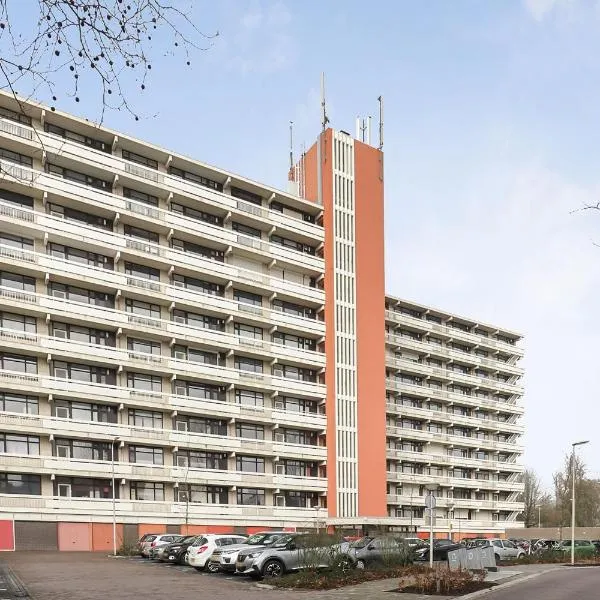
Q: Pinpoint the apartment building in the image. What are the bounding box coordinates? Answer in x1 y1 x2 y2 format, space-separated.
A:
0 92 523 550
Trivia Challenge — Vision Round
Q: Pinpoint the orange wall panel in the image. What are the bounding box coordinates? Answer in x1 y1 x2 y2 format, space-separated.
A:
246 526 270 534
58 522 92 551
138 523 166 537
91 523 123 551
302 143 318 203
204 525 233 534
0 520 14 551
354 141 387 517
182 525 207 535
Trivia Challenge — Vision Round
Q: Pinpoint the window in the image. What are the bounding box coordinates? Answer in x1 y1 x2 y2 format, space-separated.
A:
53 361 115 384
170 202 223 226
283 491 318 508
0 271 35 292
168 166 223 191
125 261 160 281
51 322 115 346
47 203 113 230
44 123 109 152
0 147 32 167
280 429 317 445
0 433 39 454
49 243 114 270
231 186 262 206
235 356 263 373
270 234 316 255
270 201 315 223
172 274 224 297
48 283 114 308
427 423 442 433
174 415 227 436
0 189 34 208
236 422 264 440
172 345 218 365
54 400 117 423
176 450 227 470
129 445 163 465
127 372 162 392
0 232 33 251
234 323 263 340
236 455 265 473
128 409 163 429
236 487 265 506
272 331 316 351
232 222 261 238
172 309 224 331
233 289 262 306
273 364 316 382
0 393 38 414
235 389 264 407
124 224 160 244
282 460 317 477
278 397 317 413
171 238 224 262
0 353 37 373
123 187 159 206
122 149 158 169
125 298 161 319
130 481 164 501
127 338 161 356
54 477 115 498
0 472 40 495
0 106 32 126
55 438 111 460
176 484 227 504
46 163 111 190
173 380 225 401
272 298 315 319
0 311 36 333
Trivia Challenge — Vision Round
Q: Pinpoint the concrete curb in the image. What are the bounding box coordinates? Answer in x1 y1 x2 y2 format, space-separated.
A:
461 567 579 599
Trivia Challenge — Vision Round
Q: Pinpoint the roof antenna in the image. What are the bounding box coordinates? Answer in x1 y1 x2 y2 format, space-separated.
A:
289 121 294 169
378 95 384 150
321 72 329 131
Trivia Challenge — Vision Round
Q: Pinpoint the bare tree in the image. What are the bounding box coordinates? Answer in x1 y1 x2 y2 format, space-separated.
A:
521 469 548 527
0 1 216 120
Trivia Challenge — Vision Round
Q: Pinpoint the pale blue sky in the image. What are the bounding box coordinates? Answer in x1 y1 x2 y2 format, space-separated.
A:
8 0 600 488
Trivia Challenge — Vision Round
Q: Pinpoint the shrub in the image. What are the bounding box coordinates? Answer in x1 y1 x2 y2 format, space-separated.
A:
402 567 486 595
116 542 138 556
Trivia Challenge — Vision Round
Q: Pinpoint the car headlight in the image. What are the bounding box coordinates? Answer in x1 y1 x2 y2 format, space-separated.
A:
222 550 236 555
246 551 264 559
170 546 181 551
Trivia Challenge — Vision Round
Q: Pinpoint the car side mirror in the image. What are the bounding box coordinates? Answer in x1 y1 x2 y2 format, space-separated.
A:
367 544 375 550
288 543 296 550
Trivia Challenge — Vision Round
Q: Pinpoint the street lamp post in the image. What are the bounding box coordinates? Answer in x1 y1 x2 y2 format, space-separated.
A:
538 505 541 529
111 436 120 556
571 440 589 566
425 484 438 570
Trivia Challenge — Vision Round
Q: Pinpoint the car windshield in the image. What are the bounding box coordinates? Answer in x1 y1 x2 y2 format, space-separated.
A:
191 537 208 546
179 536 196 543
350 536 373 549
245 533 283 545
144 535 156 542
272 535 295 548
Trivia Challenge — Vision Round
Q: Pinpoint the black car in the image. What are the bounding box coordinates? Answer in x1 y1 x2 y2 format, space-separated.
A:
159 535 199 564
415 540 462 562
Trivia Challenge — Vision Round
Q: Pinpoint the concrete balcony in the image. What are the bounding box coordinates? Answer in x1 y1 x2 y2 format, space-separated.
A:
386 471 523 493
384 311 524 358
385 379 524 417
0 123 324 242
0 493 327 525
386 336 523 378
0 370 327 429
0 412 327 462
385 494 523 513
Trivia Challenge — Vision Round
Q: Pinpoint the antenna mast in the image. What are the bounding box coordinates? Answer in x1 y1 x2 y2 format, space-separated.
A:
289 121 294 169
378 95 384 150
321 72 329 131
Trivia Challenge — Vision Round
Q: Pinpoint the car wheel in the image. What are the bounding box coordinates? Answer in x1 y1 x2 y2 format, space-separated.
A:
206 562 220 573
355 559 366 570
261 559 285 579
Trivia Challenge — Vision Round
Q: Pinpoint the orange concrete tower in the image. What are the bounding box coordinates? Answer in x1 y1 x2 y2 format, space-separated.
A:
290 105 388 523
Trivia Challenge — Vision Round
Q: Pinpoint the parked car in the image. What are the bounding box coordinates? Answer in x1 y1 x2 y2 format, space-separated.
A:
208 531 288 573
235 533 349 578
592 540 600 553
346 536 413 569
399 537 427 549
187 534 248 572
136 533 159 556
415 540 462 562
464 538 489 548
157 535 199 564
484 539 525 561
143 534 184 558
556 540 597 555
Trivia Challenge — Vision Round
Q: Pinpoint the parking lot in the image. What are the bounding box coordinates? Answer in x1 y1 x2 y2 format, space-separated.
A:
0 552 436 600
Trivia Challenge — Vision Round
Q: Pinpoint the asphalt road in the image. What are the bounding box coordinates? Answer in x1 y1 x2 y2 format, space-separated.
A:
487 567 600 599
